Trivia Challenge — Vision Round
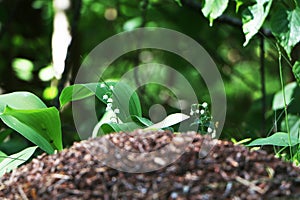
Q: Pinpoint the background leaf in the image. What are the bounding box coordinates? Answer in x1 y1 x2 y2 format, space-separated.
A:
131 115 154 127
202 0 229 26
270 3 300 55
247 132 300 146
242 0 273 46
147 113 190 129
0 146 38 177
272 82 297 110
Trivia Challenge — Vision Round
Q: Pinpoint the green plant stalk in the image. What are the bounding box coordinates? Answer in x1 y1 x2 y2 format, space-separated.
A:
278 46 292 158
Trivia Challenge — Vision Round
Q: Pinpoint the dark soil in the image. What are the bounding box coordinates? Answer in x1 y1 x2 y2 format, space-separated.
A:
1 130 300 199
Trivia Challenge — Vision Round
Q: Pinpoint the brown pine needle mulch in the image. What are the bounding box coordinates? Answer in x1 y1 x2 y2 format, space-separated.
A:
1 130 300 199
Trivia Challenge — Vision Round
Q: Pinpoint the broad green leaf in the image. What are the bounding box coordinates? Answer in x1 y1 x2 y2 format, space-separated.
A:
270 3 300 55
0 92 62 154
0 92 46 111
92 110 120 137
293 61 300 85
0 146 38 177
202 0 229 26
0 106 62 153
247 132 300 147
96 82 142 122
147 113 190 129
131 115 153 127
272 82 297 110
0 151 7 163
242 0 273 46
60 83 99 108
281 114 300 139
98 122 142 135
61 82 142 122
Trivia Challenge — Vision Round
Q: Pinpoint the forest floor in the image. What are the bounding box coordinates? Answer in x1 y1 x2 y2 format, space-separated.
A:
1 130 300 199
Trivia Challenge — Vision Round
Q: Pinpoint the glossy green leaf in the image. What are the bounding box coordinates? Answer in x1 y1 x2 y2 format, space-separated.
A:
0 106 62 154
272 82 297 110
247 132 300 147
202 0 229 26
0 151 7 163
61 82 142 127
270 3 300 55
96 81 142 122
0 92 46 111
0 92 62 154
147 113 190 129
131 115 153 127
0 146 38 177
61 82 142 122
293 61 300 85
98 122 142 135
242 0 273 46
59 83 99 108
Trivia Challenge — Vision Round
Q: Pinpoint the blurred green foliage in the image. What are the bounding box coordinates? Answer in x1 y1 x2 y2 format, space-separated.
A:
0 0 298 156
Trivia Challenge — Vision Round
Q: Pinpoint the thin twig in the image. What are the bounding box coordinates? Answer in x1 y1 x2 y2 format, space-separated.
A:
181 0 274 38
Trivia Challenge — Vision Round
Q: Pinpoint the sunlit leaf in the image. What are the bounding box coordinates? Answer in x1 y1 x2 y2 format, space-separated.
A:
39 64 54 81
0 92 47 111
0 151 7 163
98 122 142 135
242 0 273 46
43 86 58 100
247 132 300 146
147 113 190 129
0 146 38 177
270 3 300 55
202 0 229 26
59 83 99 108
2 106 62 152
131 115 153 127
272 82 297 110
12 58 34 81
123 17 142 31
0 92 62 154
